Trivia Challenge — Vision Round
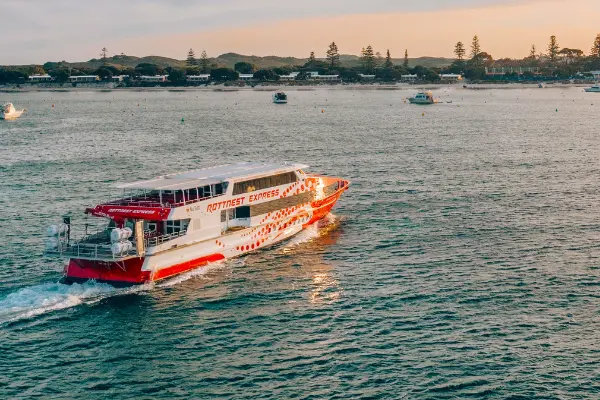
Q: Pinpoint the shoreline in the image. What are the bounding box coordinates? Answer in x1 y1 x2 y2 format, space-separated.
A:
0 82 594 93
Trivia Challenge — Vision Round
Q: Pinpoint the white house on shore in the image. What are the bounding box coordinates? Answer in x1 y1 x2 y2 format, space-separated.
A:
359 74 376 80
69 75 100 82
439 74 462 81
29 75 53 82
308 72 340 81
112 75 129 82
401 74 418 81
279 72 300 81
139 75 168 83
238 74 254 81
589 71 600 80
187 74 210 82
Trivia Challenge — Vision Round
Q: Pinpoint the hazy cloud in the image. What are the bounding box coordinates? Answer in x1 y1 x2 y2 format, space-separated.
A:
0 0 575 63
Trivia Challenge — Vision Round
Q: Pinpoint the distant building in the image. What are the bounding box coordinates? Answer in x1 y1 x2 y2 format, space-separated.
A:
29 75 53 82
485 67 540 76
112 75 129 82
69 75 100 82
308 72 340 81
187 74 210 82
439 74 462 81
238 74 254 81
139 75 168 82
359 74 376 80
589 71 600 79
401 74 418 81
279 72 300 81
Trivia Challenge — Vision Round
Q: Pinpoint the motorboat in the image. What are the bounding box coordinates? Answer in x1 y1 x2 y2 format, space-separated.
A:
408 91 438 104
538 83 545 88
584 84 600 93
45 162 350 285
272 92 288 104
1 103 25 120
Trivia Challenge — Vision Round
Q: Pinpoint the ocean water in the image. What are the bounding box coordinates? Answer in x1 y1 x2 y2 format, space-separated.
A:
1 86 600 399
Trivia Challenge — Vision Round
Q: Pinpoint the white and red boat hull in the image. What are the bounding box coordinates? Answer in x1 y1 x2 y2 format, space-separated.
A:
63 177 348 285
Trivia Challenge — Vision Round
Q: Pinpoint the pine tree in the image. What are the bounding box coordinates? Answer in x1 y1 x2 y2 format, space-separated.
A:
454 42 465 60
326 42 340 69
308 51 316 67
591 34 600 57
186 48 197 66
529 44 537 58
547 35 559 62
360 45 376 72
199 50 210 73
100 47 108 65
470 35 481 59
403 49 409 68
384 49 393 69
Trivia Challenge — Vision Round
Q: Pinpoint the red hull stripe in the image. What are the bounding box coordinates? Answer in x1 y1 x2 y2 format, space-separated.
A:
151 253 225 282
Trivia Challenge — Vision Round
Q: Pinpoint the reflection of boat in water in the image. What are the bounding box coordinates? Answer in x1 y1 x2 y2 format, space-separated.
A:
584 84 600 93
272 92 288 104
1 103 25 120
408 91 438 104
45 162 350 286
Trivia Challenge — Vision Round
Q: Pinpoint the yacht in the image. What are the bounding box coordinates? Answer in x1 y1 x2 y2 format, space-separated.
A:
1 103 25 120
584 84 600 93
408 91 438 104
45 162 350 285
272 92 288 104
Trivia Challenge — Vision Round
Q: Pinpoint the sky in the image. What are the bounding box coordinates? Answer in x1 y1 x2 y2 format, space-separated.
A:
2 0 599 64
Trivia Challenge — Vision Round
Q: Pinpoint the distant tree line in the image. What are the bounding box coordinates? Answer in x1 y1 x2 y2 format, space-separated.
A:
2 35 600 86
446 33 600 81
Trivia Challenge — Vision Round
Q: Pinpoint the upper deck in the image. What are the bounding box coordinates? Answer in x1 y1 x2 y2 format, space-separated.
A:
101 162 309 210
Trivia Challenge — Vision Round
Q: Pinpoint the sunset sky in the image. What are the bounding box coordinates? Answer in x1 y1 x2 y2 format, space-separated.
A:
2 0 599 64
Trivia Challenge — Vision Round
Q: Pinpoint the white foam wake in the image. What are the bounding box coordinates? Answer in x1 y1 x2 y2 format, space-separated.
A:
0 281 149 325
283 213 338 248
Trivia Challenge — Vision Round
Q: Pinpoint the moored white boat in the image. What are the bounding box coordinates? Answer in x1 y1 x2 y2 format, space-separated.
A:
584 84 600 93
272 92 288 104
408 91 438 104
1 103 25 120
45 162 350 286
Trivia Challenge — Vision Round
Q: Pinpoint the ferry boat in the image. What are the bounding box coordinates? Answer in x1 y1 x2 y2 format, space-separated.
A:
1 103 25 120
584 84 600 93
45 162 350 286
272 92 288 104
408 91 438 104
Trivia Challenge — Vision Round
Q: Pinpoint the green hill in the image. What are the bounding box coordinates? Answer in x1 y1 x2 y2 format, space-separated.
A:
8 53 454 72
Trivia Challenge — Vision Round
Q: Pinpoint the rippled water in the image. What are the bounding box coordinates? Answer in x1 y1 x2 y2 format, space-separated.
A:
2 86 600 398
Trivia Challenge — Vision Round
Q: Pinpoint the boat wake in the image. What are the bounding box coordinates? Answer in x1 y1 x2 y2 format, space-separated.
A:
0 214 342 324
283 213 340 248
0 281 150 325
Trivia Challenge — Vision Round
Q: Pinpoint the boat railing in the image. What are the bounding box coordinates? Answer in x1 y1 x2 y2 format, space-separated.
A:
144 230 187 248
48 242 138 260
46 225 188 260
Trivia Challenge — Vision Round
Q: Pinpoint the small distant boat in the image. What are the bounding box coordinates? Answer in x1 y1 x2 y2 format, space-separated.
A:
1 103 25 120
408 91 438 105
584 84 600 93
272 92 288 104
538 83 545 88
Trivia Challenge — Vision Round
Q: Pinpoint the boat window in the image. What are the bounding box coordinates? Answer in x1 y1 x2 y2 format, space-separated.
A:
233 172 297 195
166 219 190 234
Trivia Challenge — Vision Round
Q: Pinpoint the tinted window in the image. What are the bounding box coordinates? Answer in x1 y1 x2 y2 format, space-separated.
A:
233 172 297 195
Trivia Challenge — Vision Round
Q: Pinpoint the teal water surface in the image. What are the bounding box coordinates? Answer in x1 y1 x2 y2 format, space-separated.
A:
1 86 600 399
